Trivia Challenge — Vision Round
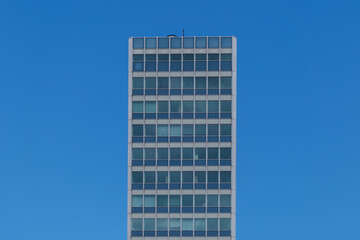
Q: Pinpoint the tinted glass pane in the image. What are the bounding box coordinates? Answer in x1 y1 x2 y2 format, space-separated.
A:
170 219 180 230
157 125 168 136
171 77 181 88
144 218 155 230
208 148 218 159
183 101 194 112
170 101 181 112
132 101 143 113
183 124 193 135
182 195 193 207
145 38 156 49
207 218 218 230
170 172 180 183
220 219 231 230
158 38 169 48
208 77 219 88
208 54 219 60
195 219 205 230
195 148 205 160
221 124 231 135
145 77 156 89
195 124 206 135
196 54 206 60
157 219 168 230
170 125 181 136
195 77 206 88
158 101 168 112
208 195 218 207
195 195 205 207
132 195 143 207
221 54 232 60
208 101 219 112
170 195 180 206
157 148 168 160
196 37 206 48
132 125 143 136
144 195 155 207
183 77 194 88
182 148 193 159
145 148 155 159
158 77 169 88
220 171 231 182
208 171 218 183
170 148 181 160
145 171 155 183
145 125 155 136
220 195 231 207
182 171 193 182
221 77 232 88
132 172 143 183
133 77 143 89
132 219 142 230
145 101 156 113
208 125 219 136
182 219 193 230
221 101 231 112
195 171 205 183
170 38 181 48
221 37 232 48
132 148 143 160
208 37 219 48
195 101 206 112
220 148 231 159
183 37 194 48
158 54 169 60
157 195 168 206
133 38 144 49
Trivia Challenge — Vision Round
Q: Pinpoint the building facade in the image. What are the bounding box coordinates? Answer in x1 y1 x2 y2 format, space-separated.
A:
128 36 236 239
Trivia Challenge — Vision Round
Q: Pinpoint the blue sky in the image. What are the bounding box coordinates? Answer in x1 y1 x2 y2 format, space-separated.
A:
0 0 359 239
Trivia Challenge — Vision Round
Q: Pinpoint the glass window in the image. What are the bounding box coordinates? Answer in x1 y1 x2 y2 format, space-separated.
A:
170 38 181 48
182 195 193 207
221 53 232 60
157 195 168 206
158 38 169 48
196 54 206 60
133 54 144 71
195 101 206 112
170 125 181 136
132 125 143 136
170 101 181 112
170 172 180 183
195 148 206 160
195 124 206 136
170 77 181 89
157 125 168 136
221 101 231 112
158 54 169 71
132 195 143 207
220 218 231 230
208 54 219 61
145 101 156 113
171 54 181 71
171 54 181 60
182 219 193 231
183 77 194 89
208 125 219 136
207 218 218 230
132 148 143 160
132 171 143 183
145 125 155 137
183 124 193 136
195 218 205 230
169 219 180 230
133 77 143 89
195 171 206 183
145 54 156 72
158 101 168 113
145 148 155 160
182 148 193 159
145 171 155 183
170 195 180 206
157 219 168 231
208 171 218 183
208 101 219 112
182 171 193 183
208 195 218 207
158 77 169 89
196 37 206 48
195 77 206 89
144 195 155 207
195 195 205 207
133 38 144 49
221 77 232 89
208 77 219 89
221 37 232 48
208 148 219 159
208 37 219 48
144 218 155 231
160 174 172 188
132 101 143 113
145 38 156 49
220 171 231 183
221 124 231 136
157 148 168 160
170 148 181 160
132 218 142 230
183 101 194 113
183 54 194 60
183 37 194 48
145 77 156 89
220 195 231 207
221 148 231 159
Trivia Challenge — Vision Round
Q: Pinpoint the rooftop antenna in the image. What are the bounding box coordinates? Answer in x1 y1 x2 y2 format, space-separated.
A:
183 28 184 37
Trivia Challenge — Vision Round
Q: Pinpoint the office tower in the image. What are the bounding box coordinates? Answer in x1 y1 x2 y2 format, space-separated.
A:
128 36 236 239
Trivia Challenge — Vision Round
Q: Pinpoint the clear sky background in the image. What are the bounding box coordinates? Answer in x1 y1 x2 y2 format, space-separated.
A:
0 0 359 239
